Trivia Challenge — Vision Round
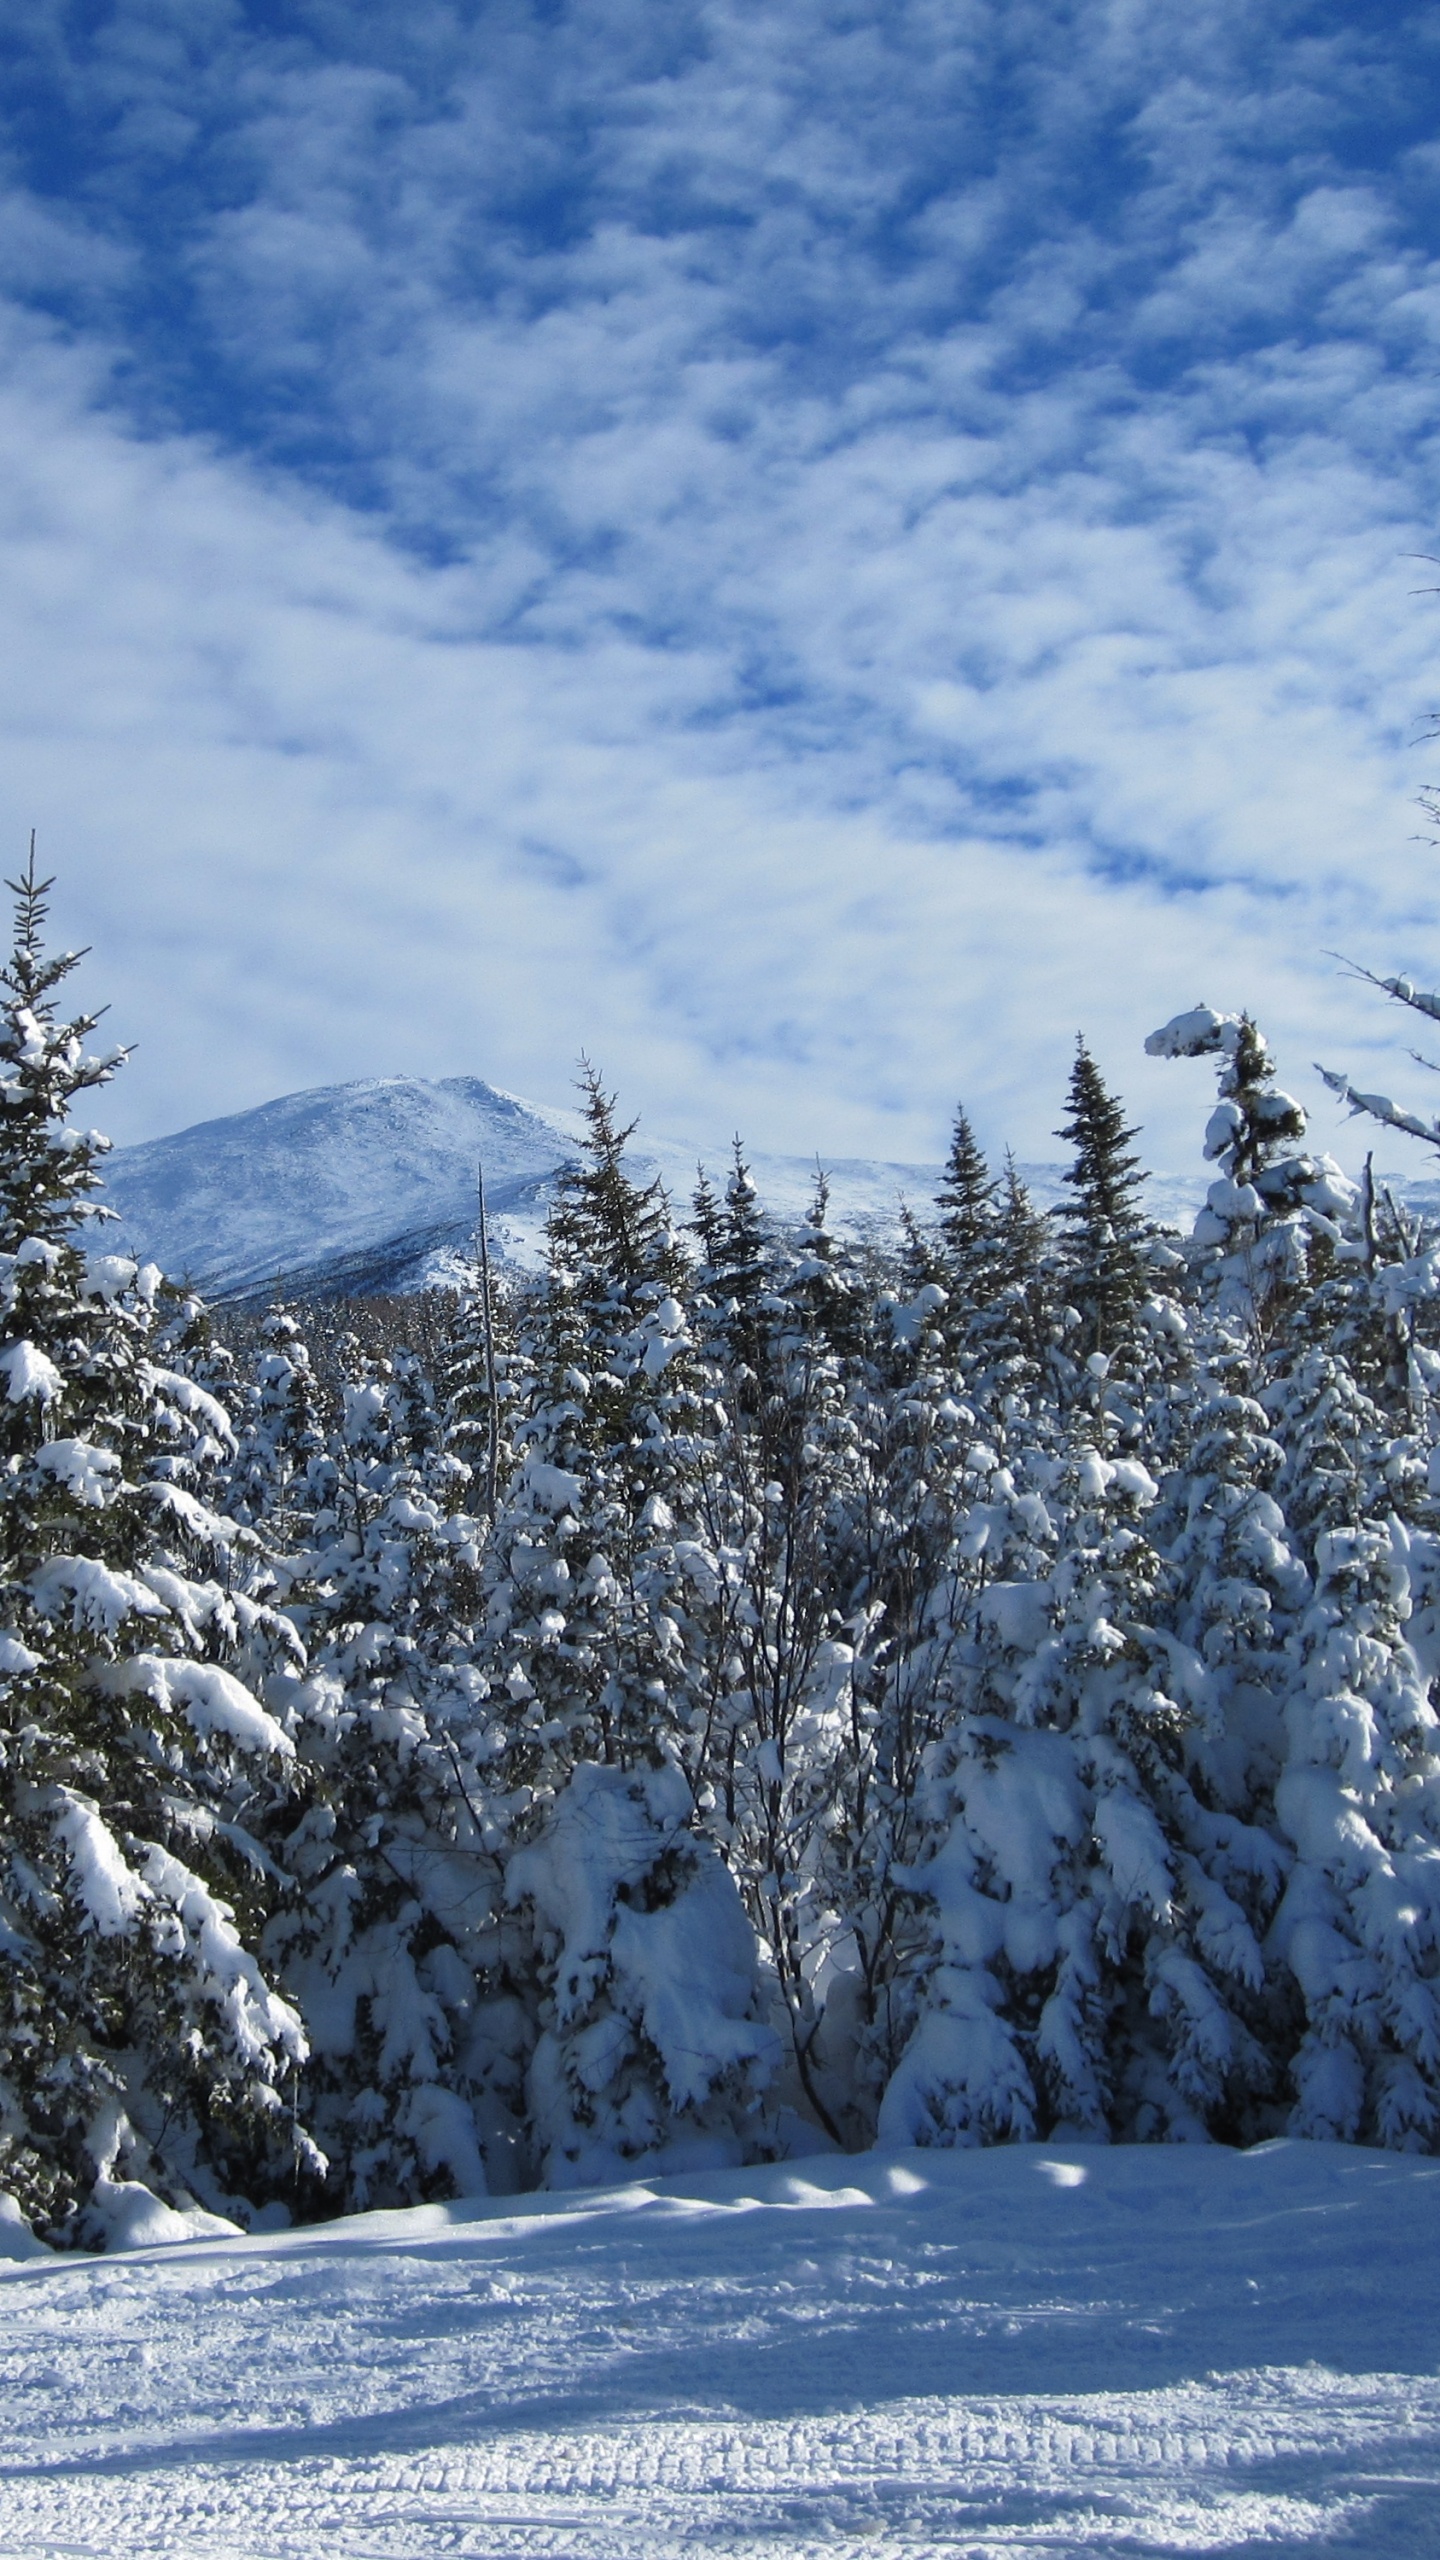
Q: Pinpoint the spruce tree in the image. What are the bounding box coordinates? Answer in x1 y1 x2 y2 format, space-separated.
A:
1149 995 1440 2147
689 1142 774 1402
225 1310 326 1540
508 1758 781 2187
257 1327 521 2210
933 1106 1002 1319
482 1066 700 1783
1145 1005 1353 1336
547 1062 683 1298
478 1074 777 2177
969 1149 1055 1410
0 856 313 2243
937 1105 996 1262
689 1164 724 1267
1054 1040 1150 1366
1270 1465 1440 2146
883 1432 1285 2147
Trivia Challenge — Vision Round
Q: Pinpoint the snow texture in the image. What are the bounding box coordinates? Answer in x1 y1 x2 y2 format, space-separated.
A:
78 2178 242 2253
0 2195 46 2262
32 1438 119 1505
51 1793 147 1936
27 1556 166 1635
0 2141 1437 2557
100 1654 293 1758
510 1763 779 2185
0 1340 62 1405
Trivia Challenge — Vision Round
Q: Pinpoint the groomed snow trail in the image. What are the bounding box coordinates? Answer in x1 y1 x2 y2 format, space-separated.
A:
1 2143 1438 2558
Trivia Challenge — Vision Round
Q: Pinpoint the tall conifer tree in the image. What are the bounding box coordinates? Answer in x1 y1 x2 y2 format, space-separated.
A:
0 855 312 2243
1054 1041 1150 1365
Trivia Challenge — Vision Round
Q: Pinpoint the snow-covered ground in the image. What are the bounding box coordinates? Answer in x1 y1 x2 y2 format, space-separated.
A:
2 2141 1437 2558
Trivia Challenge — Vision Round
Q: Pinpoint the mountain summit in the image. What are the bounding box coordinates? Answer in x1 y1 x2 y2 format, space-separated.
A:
99 1077 583 1300
100 1075 960 1302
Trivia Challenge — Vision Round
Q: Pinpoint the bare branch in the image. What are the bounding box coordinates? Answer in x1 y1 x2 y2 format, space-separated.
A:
1325 952 1440 1026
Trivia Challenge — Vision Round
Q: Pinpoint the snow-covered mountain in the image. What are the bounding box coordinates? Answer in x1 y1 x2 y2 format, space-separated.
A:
99 1072 1217 1303
102 1077 577 1302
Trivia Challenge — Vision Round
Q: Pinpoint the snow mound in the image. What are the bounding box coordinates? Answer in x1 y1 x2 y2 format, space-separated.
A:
81 2176 243 2252
0 2194 47 2261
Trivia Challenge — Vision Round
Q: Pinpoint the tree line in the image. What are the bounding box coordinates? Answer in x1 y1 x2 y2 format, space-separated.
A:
3 858 1440 2245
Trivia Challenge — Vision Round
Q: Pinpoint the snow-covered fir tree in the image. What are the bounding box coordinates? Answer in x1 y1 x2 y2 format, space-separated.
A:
1145 1005 1352 1335
252 1325 505 2209
881 1418 1287 2149
932 1106 1005 1346
479 1072 780 2185
0 857 313 2244
1053 1041 1151 1373
1151 998 1440 2148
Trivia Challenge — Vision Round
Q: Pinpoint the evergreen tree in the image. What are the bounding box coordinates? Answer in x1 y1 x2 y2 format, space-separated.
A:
508 1758 781 2187
933 1106 1005 1330
1146 1005 1353 1336
937 1105 996 1262
689 1164 724 1267
477 1073 769 2175
254 1331 507 2210
482 1071 700 1784
0 857 313 2243
1053 1041 1150 1367
1270 1483 1440 2146
225 1310 326 1540
883 1433 1285 2147
689 1142 774 1401
818 1287 992 2137
1151 995 1440 2148
966 1149 1055 1411
547 1062 684 1300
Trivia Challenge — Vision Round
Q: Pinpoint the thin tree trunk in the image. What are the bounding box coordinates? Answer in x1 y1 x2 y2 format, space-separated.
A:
477 1158 500 1521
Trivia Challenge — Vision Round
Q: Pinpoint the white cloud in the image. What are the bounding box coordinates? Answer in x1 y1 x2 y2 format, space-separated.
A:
0 1 1434 1189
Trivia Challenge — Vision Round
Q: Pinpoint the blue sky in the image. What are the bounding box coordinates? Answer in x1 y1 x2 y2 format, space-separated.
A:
0 1 1437 1173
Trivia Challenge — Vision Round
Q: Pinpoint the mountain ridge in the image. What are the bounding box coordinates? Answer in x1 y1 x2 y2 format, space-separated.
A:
101 1071 972 1301
96 1070 1292 1304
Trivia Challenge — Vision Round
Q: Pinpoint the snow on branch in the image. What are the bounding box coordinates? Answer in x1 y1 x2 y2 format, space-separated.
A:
1330 954 1440 1028
1143 1005 1244 1061
1313 1062 1440 1151
100 1654 294 1759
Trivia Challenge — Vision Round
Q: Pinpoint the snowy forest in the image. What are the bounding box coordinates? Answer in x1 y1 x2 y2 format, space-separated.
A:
4 861 1440 2253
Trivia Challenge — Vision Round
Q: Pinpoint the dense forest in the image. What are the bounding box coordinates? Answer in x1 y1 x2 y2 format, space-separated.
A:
4 861 1440 2249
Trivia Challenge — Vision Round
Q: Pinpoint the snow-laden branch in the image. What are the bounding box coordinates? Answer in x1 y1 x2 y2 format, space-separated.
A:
1143 1004 1244 1061
1330 954 1440 1027
1313 1062 1440 1151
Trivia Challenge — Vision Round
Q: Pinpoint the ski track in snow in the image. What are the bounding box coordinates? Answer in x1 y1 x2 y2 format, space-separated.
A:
2 2142 1439 2558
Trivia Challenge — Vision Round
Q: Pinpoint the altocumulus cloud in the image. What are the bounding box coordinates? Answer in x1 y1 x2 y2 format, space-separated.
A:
0 0 1435 1170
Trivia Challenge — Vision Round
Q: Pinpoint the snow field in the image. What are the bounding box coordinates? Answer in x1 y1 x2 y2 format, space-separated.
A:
1 2141 1438 2557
